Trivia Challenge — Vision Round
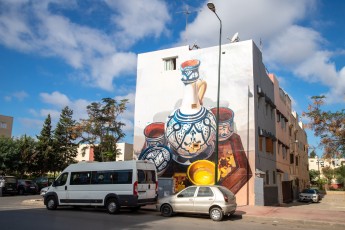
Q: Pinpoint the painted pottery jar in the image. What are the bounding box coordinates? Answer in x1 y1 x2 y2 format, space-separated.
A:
165 59 217 164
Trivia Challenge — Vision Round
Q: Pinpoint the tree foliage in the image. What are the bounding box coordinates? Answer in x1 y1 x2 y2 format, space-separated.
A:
309 169 320 184
78 97 128 161
303 96 345 158
53 106 79 172
0 97 128 176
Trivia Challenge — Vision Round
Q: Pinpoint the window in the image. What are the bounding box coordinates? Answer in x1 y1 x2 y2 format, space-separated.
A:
295 156 299 166
163 57 177 71
178 186 197 198
55 172 68 186
0 122 7 129
259 136 263 151
266 138 273 153
290 154 294 164
197 187 213 197
91 170 133 184
138 170 156 184
265 170 270 185
71 171 91 185
282 147 287 159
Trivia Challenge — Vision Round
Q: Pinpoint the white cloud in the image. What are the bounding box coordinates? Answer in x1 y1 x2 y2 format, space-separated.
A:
0 0 170 91
106 0 171 47
40 91 71 108
13 91 29 101
182 0 344 105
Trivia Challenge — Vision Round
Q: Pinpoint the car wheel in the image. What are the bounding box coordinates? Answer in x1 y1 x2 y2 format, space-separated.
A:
210 207 223 221
161 204 173 217
46 196 57 210
106 198 120 214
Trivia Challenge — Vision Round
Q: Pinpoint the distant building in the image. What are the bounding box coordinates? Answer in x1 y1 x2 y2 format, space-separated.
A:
75 143 134 162
0 114 13 138
309 157 345 188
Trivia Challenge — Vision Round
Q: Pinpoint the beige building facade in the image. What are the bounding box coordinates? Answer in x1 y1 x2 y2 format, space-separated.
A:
0 114 13 138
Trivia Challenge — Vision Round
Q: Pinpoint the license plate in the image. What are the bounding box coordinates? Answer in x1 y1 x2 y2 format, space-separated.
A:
7 188 12 190
30 186 35 189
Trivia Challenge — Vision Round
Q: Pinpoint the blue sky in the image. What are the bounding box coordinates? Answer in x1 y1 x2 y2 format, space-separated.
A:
0 0 344 156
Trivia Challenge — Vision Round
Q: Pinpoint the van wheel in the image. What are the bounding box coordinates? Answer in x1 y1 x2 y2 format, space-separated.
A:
210 207 223 221
46 196 57 210
106 198 120 214
161 204 173 217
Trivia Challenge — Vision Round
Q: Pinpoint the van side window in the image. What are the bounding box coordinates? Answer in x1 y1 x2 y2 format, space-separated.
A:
90 170 133 184
137 170 156 184
55 172 68 186
71 172 91 185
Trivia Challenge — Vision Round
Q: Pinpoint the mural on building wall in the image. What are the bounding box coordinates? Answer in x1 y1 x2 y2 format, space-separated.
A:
138 59 252 194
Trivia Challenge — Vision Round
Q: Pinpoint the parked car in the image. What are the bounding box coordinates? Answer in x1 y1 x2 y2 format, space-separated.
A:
298 188 322 203
0 175 18 196
157 185 237 221
17 179 39 195
33 177 55 191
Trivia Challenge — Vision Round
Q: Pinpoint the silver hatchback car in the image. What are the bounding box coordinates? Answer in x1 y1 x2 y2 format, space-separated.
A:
157 185 237 221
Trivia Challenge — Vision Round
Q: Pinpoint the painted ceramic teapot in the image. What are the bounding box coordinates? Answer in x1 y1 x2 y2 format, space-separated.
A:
165 59 217 164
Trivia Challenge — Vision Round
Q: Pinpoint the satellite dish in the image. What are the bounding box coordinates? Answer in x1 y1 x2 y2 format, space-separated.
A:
230 32 240 43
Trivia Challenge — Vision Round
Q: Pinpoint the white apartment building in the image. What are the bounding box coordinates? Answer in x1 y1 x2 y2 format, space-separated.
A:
134 39 309 206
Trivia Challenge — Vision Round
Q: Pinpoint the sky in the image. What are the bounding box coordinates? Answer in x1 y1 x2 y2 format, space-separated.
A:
0 0 344 156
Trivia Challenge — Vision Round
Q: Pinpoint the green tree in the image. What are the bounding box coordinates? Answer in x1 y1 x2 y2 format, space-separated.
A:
322 166 334 185
334 165 345 188
16 135 37 177
53 106 79 172
78 97 128 161
309 150 317 158
35 114 54 175
303 96 345 158
309 169 320 185
0 137 20 175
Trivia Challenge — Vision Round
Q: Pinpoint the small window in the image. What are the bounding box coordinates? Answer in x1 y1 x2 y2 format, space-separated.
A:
295 156 299 166
197 187 213 197
266 138 273 153
290 154 294 164
163 57 177 71
265 170 270 185
259 136 263 151
0 122 7 129
178 186 197 198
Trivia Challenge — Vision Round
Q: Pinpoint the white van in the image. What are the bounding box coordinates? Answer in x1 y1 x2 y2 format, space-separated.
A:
43 160 158 214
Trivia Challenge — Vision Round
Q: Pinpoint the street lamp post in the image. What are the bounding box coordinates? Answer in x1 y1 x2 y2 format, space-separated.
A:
207 2 222 185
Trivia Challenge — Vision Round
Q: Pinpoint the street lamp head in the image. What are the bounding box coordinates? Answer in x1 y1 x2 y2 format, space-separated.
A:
207 2 216 12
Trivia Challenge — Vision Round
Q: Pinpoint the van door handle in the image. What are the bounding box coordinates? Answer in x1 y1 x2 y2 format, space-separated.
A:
65 186 67 190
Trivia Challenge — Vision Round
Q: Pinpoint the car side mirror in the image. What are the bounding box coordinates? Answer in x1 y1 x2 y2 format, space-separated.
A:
52 181 57 187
